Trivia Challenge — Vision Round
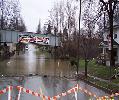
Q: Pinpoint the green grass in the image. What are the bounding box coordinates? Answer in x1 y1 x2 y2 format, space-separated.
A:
87 76 119 92
79 59 85 68
112 77 119 84
89 65 111 79
78 59 119 84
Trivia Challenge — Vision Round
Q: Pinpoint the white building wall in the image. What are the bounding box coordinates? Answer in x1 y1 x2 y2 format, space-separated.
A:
116 46 119 64
103 26 119 64
103 27 119 40
115 29 119 64
103 31 108 41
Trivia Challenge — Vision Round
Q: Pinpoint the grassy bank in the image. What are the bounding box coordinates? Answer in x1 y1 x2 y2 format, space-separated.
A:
79 60 117 79
77 59 119 93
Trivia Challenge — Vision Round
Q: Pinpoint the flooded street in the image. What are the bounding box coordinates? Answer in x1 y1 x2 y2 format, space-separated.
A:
0 44 117 99
0 44 71 77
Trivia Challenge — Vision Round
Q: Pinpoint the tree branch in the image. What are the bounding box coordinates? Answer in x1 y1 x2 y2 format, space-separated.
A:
100 0 107 6
100 0 110 14
113 0 118 12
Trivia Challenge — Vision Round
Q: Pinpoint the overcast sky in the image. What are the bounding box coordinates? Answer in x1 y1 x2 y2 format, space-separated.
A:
20 0 59 32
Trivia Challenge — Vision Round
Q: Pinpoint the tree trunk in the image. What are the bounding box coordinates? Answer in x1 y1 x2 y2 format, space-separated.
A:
85 59 88 78
109 1 114 67
108 0 114 80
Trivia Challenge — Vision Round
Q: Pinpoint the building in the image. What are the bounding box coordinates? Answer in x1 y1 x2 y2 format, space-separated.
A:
100 21 119 66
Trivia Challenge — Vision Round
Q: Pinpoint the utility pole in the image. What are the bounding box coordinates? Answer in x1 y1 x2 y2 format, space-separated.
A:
76 0 81 75
109 0 114 80
54 27 57 59
0 0 4 45
104 11 106 32
1 0 4 30
106 0 113 65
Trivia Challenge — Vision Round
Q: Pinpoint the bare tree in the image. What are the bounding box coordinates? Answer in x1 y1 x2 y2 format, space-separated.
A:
64 0 78 37
113 2 119 24
0 0 26 31
49 0 78 35
48 0 78 60
49 2 59 33
81 0 101 77
17 17 26 32
0 0 12 29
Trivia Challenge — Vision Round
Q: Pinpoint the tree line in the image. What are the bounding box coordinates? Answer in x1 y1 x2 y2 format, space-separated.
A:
0 0 26 32
44 0 102 59
40 0 119 77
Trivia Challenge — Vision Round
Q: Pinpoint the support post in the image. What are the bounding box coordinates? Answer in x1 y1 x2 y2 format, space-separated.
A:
17 87 22 100
8 86 12 100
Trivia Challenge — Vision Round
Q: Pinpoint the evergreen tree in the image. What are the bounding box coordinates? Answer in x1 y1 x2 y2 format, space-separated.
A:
0 0 26 32
47 22 51 34
36 19 41 34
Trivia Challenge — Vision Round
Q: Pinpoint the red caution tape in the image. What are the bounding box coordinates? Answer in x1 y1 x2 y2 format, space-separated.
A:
17 86 41 97
98 92 119 99
16 86 52 100
16 84 119 100
1 85 118 100
0 86 13 95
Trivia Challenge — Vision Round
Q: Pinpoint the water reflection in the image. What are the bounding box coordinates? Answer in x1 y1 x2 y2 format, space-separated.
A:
0 44 71 76
25 44 37 73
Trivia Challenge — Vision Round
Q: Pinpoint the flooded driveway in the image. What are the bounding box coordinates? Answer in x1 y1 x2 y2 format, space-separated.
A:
0 44 118 100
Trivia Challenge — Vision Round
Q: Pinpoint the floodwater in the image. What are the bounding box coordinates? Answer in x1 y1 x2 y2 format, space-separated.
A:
0 44 72 77
0 44 118 100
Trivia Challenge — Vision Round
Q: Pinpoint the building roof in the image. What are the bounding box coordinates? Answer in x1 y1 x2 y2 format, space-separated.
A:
105 21 119 30
114 40 119 45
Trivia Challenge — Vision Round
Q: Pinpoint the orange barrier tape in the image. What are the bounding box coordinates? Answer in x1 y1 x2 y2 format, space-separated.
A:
8 86 13 100
16 86 53 100
16 84 119 100
98 92 119 100
77 84 98 98
0 86 13 100
0 85 117 100
16 85 79 100
16 86 41 97
53 84 99 99
0 86 12 95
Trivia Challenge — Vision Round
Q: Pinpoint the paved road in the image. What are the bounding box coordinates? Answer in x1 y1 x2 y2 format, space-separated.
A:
0 76 111 100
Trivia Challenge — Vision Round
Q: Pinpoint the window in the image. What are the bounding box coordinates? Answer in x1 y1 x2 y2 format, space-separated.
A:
114 34 117 39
